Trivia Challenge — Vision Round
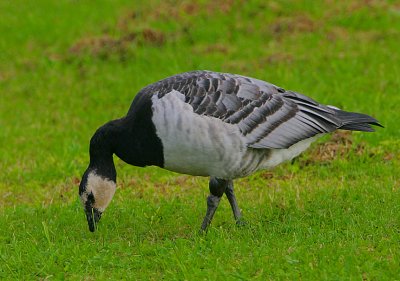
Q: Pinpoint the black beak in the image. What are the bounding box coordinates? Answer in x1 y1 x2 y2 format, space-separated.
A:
85 207 102 232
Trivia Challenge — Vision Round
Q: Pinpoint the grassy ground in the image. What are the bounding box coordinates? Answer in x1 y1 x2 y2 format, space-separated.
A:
1 0 400 279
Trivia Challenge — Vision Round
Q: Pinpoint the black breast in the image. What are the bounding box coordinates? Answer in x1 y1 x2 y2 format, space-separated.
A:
113 92 164 168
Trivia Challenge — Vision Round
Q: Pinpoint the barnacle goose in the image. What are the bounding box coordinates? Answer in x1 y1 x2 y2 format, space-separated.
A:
79 70 382 232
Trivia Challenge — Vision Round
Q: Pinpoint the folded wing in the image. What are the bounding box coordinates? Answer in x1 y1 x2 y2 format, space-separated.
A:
136 70 380 149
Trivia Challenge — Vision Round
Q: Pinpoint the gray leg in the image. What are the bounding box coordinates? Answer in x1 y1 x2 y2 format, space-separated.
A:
224 181 244 225
200 177 226 231
200 177 245 231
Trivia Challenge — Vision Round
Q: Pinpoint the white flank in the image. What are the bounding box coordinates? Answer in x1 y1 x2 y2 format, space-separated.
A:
84 172 116 212
151 90 246 178
151 90 321 179
327 105 341 110
262 136 320 168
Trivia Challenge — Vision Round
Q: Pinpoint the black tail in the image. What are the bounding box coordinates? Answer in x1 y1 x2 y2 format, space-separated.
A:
335 110 383 132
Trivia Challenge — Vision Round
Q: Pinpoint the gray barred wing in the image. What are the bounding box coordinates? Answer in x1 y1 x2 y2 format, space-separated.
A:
137 71 343 149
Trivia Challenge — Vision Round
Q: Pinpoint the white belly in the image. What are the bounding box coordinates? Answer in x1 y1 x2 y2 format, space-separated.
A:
151 90 320 179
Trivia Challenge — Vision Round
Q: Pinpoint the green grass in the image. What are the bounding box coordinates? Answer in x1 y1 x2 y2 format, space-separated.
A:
1 0 400 279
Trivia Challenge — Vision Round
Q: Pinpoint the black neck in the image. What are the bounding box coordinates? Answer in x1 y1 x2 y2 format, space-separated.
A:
90 114 164 173
89 122 117 181
89 91 164 175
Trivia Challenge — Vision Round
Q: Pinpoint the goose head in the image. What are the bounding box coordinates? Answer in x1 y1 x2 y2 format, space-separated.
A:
79 168 116 232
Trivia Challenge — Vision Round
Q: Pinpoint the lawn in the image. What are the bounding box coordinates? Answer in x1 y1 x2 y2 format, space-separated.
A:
1 0 400 279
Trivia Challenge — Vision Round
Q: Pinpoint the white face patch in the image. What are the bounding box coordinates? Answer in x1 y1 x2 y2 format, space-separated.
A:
83 172 116 212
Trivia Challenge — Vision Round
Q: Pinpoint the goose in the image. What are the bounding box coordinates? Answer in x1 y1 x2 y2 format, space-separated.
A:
78 70 381 232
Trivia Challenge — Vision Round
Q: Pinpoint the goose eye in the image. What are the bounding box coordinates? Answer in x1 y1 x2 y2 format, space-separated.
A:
86 192 95 206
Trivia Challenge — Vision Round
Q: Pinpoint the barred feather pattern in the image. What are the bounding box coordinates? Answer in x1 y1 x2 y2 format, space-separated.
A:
135 70 379 150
